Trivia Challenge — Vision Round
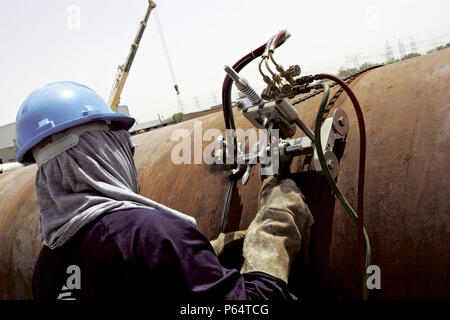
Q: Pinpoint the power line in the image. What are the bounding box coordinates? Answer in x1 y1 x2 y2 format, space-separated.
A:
163 33 450 120
303 33 450 74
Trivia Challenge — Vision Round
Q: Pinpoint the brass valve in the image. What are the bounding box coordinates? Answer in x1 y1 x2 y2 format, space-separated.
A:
261 84 281 100
286 65 301 77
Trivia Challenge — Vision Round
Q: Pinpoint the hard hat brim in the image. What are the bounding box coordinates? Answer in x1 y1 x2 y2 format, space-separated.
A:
15 112 135 164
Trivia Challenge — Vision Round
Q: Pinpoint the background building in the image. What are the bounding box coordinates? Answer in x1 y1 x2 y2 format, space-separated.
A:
0 123 16 164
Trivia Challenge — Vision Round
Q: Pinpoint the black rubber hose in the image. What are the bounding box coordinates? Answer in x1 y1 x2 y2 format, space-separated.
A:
221 32 290 130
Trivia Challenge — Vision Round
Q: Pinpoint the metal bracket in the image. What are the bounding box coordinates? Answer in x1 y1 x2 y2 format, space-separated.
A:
240 99 297 139
312 108 349 178
213 108 349 184
216 84 349 184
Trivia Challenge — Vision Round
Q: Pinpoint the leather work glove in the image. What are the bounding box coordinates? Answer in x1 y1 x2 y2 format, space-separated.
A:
210 230 247 257
240 176 314 283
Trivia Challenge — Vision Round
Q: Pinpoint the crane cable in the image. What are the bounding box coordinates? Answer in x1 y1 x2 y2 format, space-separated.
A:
153 8 180 95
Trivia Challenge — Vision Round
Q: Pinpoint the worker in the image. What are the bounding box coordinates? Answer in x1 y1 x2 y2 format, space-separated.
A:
15 81 314 300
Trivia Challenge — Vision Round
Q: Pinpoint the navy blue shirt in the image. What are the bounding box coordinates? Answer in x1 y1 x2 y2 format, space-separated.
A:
32 208 295 300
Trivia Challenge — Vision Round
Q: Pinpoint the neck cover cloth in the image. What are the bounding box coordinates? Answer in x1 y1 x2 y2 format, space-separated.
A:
34 129 197 249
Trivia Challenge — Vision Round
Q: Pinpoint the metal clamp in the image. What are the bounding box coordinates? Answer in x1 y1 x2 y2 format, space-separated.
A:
312 108 349 178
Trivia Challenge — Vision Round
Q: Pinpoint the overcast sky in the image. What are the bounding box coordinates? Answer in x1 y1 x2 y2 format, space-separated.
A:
1 0 449 126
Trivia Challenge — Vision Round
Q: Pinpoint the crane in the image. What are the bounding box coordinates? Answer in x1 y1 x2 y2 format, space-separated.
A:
108 0 180 112
108 0 157 111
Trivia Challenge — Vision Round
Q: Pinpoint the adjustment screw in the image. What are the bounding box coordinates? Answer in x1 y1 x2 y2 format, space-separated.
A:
327 160 334 169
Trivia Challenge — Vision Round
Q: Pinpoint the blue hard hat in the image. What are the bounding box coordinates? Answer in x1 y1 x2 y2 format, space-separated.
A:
15 81 135 163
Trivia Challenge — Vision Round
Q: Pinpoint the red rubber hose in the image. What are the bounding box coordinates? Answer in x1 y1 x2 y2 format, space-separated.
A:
272 29 287 48
317 73 367 282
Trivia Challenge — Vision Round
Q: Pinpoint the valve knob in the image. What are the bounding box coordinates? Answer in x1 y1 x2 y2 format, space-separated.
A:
287 65 301 77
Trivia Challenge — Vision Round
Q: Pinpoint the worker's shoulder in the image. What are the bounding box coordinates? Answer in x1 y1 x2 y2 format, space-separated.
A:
103 206 192 226
97 207 198 262
100 207 195 241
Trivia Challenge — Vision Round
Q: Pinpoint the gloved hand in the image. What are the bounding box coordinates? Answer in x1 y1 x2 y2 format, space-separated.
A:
210 230 247 257
240 176 314 283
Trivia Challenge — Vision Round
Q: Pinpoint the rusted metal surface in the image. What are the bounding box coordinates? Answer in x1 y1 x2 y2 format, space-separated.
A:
0 165 41 299
0 49 449 299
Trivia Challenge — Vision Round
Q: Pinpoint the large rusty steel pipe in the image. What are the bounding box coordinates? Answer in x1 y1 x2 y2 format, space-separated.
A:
0 49 449 299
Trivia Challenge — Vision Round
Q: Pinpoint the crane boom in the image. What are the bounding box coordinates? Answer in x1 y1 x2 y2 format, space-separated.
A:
108 0 157 111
